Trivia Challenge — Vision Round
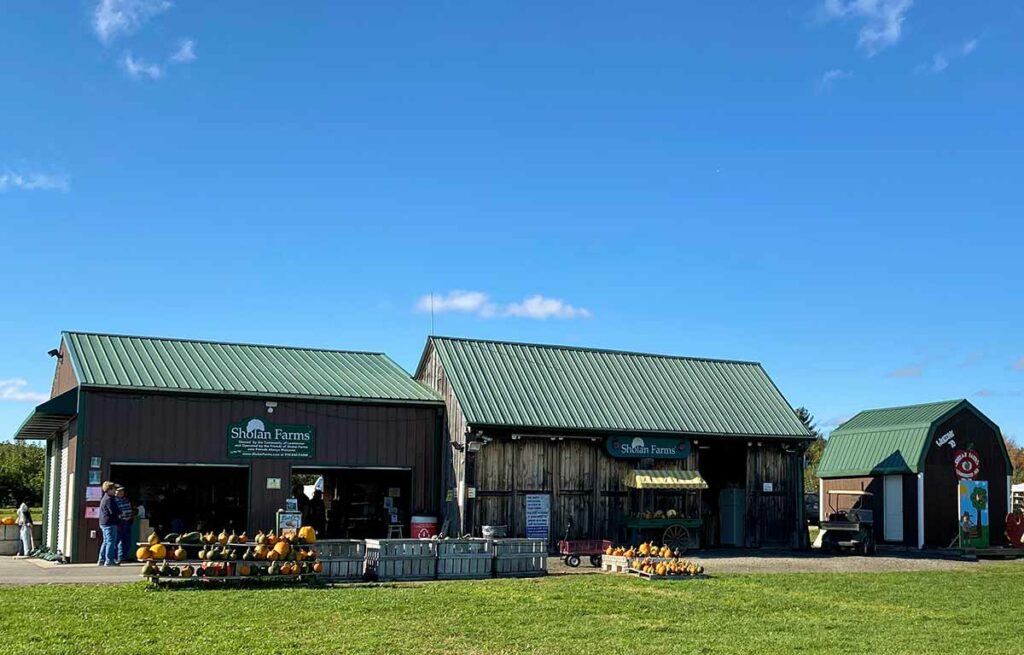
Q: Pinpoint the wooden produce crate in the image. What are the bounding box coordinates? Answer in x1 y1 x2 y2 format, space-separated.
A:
436 539 493 580
365 539 438 581
601 555 630 573
317 540 368 581
492 538 547 578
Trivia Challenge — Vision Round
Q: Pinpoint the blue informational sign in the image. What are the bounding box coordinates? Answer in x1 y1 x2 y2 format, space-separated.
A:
525 494 550 540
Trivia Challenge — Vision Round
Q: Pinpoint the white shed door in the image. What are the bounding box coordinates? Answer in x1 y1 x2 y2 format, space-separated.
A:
883 475 904 542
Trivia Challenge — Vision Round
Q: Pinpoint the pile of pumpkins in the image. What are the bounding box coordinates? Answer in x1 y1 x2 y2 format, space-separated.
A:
605 542 686 560
629 557 704 577
631 509 679 520
141 559 323 578
138 525 321 579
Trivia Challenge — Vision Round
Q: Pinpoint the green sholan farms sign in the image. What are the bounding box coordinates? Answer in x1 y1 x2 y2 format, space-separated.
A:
227 417 315 459
606 436 691 460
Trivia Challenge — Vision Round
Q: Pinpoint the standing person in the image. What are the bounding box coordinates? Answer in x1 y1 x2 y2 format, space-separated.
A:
114 486 135 563
307 489 326 538
292 483 309 518
15 502 34 559
98 481 120 566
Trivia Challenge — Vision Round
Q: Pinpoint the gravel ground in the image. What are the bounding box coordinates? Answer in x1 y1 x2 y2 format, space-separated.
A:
546 548 1013 575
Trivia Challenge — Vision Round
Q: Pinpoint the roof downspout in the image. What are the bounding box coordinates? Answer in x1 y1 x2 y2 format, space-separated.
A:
917 472 925 549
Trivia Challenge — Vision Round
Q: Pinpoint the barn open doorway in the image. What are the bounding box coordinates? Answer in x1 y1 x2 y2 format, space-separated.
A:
291 467 412 540
109 463 250 536
697 440 747 547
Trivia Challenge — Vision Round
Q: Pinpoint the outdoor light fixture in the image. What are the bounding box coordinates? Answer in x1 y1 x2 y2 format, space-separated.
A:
265 401 278 414
47 349 61 359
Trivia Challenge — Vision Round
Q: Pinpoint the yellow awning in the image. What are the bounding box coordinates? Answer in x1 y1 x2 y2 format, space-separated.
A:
628 469 708 490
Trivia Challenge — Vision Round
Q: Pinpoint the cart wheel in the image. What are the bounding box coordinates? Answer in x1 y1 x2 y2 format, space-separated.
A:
566 555 581 568
663 524 691 554
589 555 602 567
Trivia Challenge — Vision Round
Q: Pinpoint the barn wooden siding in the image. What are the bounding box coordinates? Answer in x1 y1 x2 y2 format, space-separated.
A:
72 390 441 562
415 342 467 531
924 409 1009 547
50 341 78 398
471 436 804 550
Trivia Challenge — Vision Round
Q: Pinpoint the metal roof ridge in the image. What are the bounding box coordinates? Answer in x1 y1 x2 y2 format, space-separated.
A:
849 398 966 415
830 422 936 435
427 335 765 367
62 330 388 357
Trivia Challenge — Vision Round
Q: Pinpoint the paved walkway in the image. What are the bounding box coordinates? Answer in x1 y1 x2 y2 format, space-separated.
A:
0 556 141 585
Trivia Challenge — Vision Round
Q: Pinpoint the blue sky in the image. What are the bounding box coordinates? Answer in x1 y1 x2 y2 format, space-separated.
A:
2 1 1022 442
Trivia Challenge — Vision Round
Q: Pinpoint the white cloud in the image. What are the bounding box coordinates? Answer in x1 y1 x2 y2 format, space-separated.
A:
171 38 196 63
415 291 592 320
817 68 852 93
821 0 913 56
0 170 69 192
93 0 172 44
0 379 48 404
886 364 923 378
918 38 980 74
416 291 498 318
504 295 593 320
122 52 163 80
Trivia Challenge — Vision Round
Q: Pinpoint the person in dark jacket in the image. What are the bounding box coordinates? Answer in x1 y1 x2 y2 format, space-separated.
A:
114 486 135 563
98 481 120 566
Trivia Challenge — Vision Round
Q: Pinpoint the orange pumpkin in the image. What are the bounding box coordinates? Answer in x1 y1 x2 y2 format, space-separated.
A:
267 549 280 562
254 544 269 560
136 546 152 561
273 541 291 558
311 561 323 573
297 525 316 545
266 531 278 546
150 543 167 560
1 517 15 526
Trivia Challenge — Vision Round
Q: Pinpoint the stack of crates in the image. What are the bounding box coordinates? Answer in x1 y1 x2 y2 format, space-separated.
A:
492 538 547 577
436 539 493 580
316 539 367 581
365 539 438 581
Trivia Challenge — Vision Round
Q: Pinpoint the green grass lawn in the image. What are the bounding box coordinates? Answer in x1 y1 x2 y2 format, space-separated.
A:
2 565 1021 655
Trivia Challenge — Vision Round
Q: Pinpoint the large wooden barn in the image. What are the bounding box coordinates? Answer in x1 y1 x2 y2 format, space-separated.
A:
818 400 1013 549
415 336 813 551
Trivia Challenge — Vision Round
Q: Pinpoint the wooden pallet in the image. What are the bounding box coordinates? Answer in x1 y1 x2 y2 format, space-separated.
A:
629 568 709 581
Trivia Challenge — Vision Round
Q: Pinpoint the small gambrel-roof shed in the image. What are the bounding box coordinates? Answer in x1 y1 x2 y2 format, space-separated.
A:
818 399 1012 549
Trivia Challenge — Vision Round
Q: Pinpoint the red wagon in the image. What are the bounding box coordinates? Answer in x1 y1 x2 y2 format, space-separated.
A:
557 539 612 567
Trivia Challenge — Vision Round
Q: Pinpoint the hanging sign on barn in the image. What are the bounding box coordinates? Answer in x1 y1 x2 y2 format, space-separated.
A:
525 494 550 540
958 480 989 548
227 417 315 458
606 436 691 460
954 448 981 479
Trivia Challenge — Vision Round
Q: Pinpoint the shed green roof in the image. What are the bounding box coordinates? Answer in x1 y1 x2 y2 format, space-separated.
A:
420 336 811 438
817 399 968 477
62 331 441 404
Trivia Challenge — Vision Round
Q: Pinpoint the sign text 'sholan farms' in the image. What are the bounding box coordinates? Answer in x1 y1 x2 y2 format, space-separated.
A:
227 417 315 459
606 436 691 460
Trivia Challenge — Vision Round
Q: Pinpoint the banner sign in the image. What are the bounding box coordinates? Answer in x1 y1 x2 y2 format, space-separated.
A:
606 436 691 460
525 494 550 540
958 480 989 549
227 417 315 458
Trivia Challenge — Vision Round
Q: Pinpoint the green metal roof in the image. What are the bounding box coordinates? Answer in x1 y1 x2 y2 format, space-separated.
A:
62 331 441 404
817 400 966 477
420 336 811 438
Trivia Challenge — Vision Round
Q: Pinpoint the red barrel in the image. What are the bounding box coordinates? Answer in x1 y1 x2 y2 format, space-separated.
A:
410 515 438 539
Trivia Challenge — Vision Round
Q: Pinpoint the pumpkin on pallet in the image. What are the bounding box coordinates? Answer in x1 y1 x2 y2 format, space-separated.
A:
298 525 316 545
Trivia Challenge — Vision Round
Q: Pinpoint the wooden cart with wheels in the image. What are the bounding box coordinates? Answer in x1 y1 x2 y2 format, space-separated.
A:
621 468 708 553
625 518 702 554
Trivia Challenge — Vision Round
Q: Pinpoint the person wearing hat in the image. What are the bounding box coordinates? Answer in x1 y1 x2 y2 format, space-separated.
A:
114 485 135 563
97 481 120 566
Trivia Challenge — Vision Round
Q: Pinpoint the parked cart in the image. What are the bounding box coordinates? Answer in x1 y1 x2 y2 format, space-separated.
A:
557 539 612 567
